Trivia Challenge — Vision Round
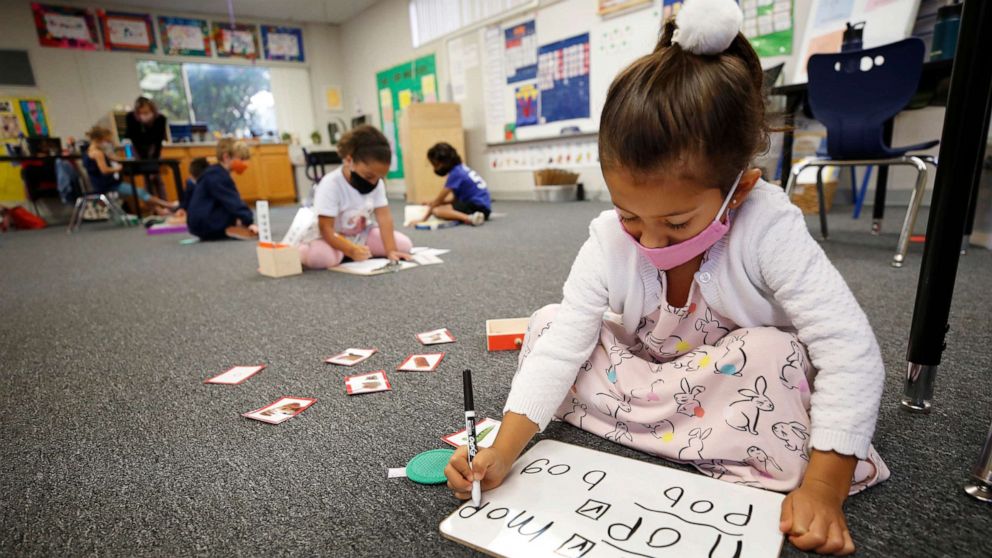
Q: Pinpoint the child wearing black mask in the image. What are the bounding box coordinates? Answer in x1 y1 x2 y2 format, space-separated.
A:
418 142 491 226
300 125 413 269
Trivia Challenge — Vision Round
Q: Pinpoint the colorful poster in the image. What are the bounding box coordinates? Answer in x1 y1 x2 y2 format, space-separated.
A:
261 25 304 62
742 0 793 57
31 3 100 50
98 11 155 52
325 86 343 111
515 83 539 127
158 16 211 56
375 54 438 179
597 0 651 15
19 99 49 137
537 33 591 124
212 22 259 59
504 20 537 84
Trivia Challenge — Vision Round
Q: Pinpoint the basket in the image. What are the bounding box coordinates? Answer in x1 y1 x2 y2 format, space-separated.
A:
789 180 838 215
533 168 579 186
534 184 577 202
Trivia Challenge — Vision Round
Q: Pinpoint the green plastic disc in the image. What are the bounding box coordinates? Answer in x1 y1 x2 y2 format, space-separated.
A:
406 448 455 485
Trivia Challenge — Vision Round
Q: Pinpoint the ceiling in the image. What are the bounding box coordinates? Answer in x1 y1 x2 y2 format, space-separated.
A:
88 0 382 24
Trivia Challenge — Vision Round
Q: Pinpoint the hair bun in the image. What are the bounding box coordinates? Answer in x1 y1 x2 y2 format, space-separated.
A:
672 0 743 55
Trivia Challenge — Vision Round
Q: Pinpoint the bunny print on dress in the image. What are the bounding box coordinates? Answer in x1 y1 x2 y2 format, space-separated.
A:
744 446 783 476
772 421 810 460
672 349 711 373
697 459 731 479
563 399 588 428
605 421 634 443
695 308 731 345
632 378 665 402
641 419 675 442
780 340 809 391
725 376 775 435
606 342 635 384
678 427 712 460
674 377 706 418
713 333 748 376
595 391 632 418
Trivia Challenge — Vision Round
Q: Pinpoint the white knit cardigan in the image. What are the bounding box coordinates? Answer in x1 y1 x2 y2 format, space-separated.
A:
504 180 884 459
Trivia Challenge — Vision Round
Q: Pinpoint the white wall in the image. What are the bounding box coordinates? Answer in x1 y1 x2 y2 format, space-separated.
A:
0 0 345 148
338 0 943 205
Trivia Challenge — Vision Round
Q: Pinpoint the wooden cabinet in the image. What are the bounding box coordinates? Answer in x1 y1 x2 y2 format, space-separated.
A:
399 103 465 203
159 143 296 205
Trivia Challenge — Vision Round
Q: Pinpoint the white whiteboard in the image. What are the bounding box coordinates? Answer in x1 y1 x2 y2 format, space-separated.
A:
440 440 786 558
793 0 921 83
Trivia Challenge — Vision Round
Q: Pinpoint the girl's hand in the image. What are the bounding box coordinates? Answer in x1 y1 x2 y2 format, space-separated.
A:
387 250 411 262
780 479 855 555
444 446 512 500
349 243 372 261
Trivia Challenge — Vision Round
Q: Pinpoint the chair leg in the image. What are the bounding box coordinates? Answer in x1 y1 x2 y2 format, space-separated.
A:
849 166 858 208
66 196 85 233
816 166 829 240
783 161 812 196
892 157 929 268
99 194 127 224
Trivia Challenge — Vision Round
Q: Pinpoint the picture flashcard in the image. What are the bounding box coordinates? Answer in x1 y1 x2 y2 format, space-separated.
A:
242 396 316 424
397 352 445 372
442 418 502 449
416 328 456 345
325 348 377 366
205 364 266 385
345 370 392 395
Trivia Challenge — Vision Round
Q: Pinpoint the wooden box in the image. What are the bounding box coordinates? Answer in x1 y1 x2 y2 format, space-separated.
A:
257 243 302 278
399 103 465 203
486 318 530 351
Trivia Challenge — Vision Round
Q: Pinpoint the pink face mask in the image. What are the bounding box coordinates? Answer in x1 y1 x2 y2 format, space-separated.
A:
619 171 743 270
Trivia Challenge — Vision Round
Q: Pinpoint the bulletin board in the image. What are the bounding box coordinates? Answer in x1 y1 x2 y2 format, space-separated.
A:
793 0 922 83
484 0 663 144
376 54 438 179
0 96 51 202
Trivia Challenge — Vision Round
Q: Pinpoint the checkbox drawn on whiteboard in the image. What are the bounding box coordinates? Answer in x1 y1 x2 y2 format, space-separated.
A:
575 498 611 521
555 533 596 558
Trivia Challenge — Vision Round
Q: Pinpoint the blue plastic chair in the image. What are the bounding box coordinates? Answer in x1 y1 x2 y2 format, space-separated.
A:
784 38 939 268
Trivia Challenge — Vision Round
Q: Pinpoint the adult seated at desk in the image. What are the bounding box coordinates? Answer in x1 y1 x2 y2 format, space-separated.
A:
84 126 177 216
185 139 258 241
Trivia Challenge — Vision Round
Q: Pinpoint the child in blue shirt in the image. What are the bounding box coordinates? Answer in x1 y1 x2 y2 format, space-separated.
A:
186 139 256 240
420 143 492 226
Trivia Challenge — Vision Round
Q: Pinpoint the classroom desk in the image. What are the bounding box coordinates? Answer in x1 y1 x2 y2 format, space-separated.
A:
119 159 184 219
770 59 954 227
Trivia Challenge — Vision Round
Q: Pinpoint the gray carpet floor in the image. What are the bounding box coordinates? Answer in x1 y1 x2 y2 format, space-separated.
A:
1 200 990 557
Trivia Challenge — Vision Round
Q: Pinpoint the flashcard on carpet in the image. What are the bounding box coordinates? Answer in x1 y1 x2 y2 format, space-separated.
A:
325 348 377 366
242 397 316 424
205 365 266 385
345 370 392 395
397 353 445 372
416 328 456 345
442 418 501 449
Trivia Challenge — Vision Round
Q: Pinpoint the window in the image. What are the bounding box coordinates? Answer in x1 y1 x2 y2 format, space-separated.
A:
409 0 534 47
136 60 277 138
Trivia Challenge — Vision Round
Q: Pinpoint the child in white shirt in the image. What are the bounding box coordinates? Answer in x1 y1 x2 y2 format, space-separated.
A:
445 1 888 555
299 125 412 269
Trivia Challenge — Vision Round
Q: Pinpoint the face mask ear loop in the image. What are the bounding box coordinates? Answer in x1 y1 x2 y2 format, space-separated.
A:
714 170 745 223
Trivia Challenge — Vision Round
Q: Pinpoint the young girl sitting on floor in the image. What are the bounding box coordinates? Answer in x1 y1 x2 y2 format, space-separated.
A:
298 125 412 269
445 1 888 555
83 126 177 215
418 142 491 226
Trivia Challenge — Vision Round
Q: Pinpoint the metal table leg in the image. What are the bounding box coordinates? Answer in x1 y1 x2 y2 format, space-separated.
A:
903 0 992 412
965 420 992 502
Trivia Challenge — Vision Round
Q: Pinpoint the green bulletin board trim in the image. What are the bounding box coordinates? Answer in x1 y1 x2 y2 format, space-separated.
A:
375 54 438 180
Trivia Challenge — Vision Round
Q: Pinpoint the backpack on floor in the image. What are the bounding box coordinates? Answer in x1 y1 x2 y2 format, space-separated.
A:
8 206 47 230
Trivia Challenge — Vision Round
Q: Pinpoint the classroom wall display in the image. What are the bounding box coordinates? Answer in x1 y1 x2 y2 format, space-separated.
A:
537 33 591 124
212 22 260 59
440 440 786 557
375 55 438 179
487 138 599 171
31 3 100 50
158 16 211 56
504 20 538 84
0 96 30 202
793 0 922 83
598 0 652 15
260 25 304 62
98 10 156 52
19 99 50 137
742 0 794 57
514 83 539 127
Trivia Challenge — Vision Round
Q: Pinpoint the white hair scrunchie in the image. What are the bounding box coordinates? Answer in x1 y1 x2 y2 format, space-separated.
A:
672 0 744 55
